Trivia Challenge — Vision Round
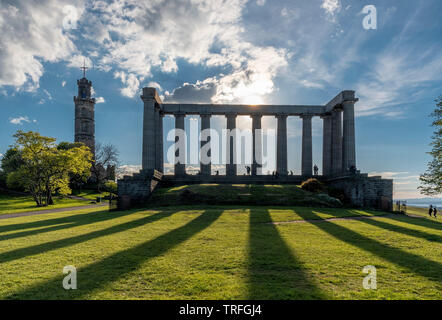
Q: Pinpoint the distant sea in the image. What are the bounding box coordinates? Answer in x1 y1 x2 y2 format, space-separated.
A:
396 198 442 208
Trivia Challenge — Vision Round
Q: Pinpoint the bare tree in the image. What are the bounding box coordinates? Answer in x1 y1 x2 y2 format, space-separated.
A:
91 142 119 191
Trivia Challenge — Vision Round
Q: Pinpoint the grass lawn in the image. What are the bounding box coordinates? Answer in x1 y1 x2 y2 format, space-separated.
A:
150 184 342 207
71 189 108 200
0 205 440 299
0 194 98 215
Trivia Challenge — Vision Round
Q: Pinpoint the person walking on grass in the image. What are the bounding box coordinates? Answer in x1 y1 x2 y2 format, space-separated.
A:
433 206 437 218
428 205 433 217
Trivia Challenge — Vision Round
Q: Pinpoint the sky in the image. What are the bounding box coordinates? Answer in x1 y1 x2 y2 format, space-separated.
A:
0 0 441 199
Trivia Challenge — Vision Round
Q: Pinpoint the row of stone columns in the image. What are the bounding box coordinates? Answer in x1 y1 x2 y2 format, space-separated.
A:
170 113 316 177
142 88 356 178
321 100 357 175
143 98 355 177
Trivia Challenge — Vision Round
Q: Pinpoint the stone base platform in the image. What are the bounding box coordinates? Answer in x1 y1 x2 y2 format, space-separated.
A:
117 169 163 210
117 171 393 211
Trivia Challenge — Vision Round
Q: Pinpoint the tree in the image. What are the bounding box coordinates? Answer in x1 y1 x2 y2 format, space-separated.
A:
57 141 91 189
419 96 442 195
7 131 92 207
91 142 119 191
0 148 24 188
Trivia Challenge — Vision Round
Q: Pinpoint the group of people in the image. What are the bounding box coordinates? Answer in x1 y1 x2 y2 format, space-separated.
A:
428 205 438 218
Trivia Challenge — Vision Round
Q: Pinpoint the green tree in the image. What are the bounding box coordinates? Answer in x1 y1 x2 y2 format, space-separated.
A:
0 148 24 188
7 131 92 207
419 96 442 195
57 141 91 189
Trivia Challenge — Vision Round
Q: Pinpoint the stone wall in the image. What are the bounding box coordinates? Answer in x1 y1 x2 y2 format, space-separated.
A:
117 169 162 210
327 173 393 211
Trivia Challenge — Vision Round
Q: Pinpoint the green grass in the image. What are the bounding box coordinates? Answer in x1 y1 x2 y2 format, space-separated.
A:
0 194 98 215
150 184 341 207
0 204 440 299
71 189 107 200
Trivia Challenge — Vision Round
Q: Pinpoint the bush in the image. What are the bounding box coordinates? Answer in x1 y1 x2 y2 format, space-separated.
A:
300 178 325 193
328 187 350 204
103 181 117 194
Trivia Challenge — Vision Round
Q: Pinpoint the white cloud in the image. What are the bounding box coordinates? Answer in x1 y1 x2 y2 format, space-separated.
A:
95 97 106 103
67 55 93 71
10 116 32 125
117 165 141 178
356 48 442 117
321 0 341 16
114 71 140 98
256 0 266 6
62 81 66 87
147 81 162 92
43 89 52 100
81 0 287 103
0 0 84 91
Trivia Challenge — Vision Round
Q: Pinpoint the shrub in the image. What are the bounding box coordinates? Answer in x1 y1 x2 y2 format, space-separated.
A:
328 187 350 204
103 180 117 194
300 178 325 193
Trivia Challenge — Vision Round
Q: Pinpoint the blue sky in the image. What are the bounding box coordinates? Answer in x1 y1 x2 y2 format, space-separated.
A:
0 0 441 198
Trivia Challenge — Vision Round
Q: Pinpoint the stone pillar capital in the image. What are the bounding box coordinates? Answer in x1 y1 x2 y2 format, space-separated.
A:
141 87 162 104
200 112 212 118
174 111 186 117
342 98 359 105
320 113 332 119
300 114 313 120
250 113 263 119
275 113 288 119
226 112 237 118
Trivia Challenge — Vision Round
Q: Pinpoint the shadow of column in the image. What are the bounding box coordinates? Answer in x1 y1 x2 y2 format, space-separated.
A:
296 209 441 283
6 210 223 299
247 208 325 299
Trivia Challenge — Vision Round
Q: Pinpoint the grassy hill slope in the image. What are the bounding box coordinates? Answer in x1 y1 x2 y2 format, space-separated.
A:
149 184 342 207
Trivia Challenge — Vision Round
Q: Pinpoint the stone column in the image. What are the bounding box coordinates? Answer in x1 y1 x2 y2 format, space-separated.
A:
141 88 158 171
200 113 211 176
155 109 164 172
276 114 288 175
226 113 237 177
301 115 313 176
321 114 332 176
174 112 186 176
251 114 262 176
342 100 356 172
331 109 342 175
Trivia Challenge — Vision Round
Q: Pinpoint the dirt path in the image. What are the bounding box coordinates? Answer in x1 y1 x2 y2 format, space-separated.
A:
0 203 108 220
270 213 426 225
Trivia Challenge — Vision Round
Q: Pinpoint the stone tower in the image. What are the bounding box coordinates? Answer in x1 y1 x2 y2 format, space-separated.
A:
74 76 96 155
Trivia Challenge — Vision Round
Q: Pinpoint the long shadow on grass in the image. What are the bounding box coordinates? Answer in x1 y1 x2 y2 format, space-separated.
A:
344 211 442 243
6 209 223 299
0 209 144 242
0 208 131 234
0 210 174 264
297 209 441 283
390 215 442 232
248 208 325 299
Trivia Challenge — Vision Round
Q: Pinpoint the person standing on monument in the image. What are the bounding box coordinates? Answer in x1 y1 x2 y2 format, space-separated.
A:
313 164 318 175
428 205 433 217
433 206 437 218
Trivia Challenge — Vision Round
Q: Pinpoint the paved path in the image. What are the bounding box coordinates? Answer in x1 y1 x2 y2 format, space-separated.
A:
0 204 108 220
270 213 425 225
